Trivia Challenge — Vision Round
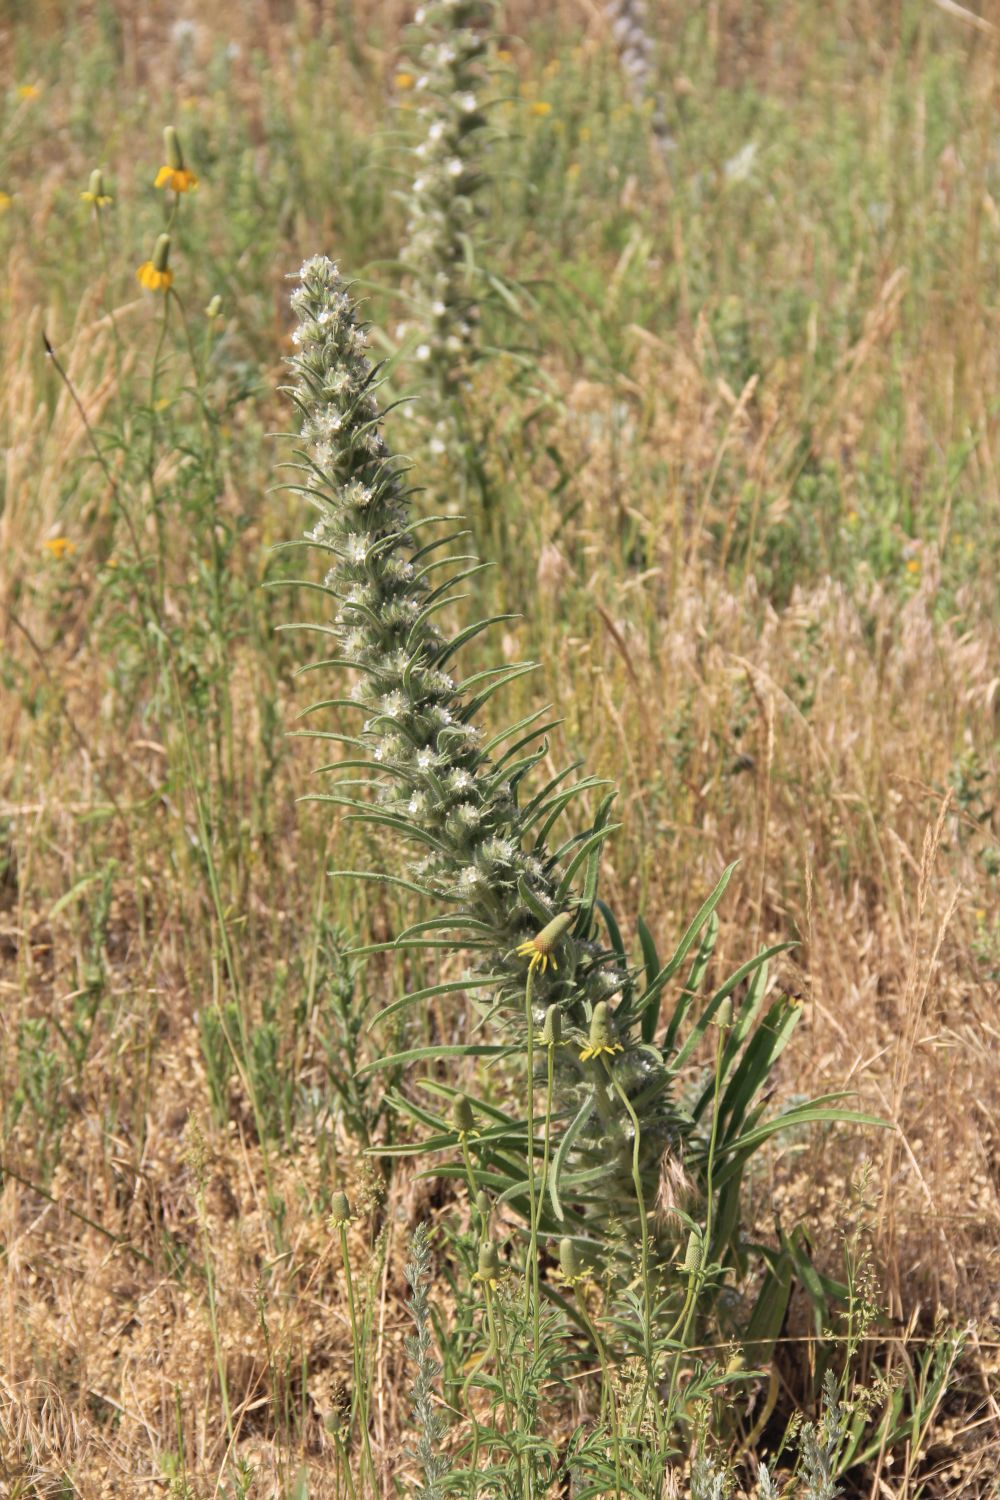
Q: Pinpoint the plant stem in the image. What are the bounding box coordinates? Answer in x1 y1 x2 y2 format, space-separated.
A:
523 968 541 1349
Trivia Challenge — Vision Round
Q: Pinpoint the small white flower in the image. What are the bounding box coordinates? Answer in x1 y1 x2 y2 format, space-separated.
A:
457 865 482 892
344 480 374 508
482 836 517 864
381 691 406 717
415 343 432 362
344 534 368 565
416 748 436 771
460 93 477 113
449 768 474 792
446 157 464 177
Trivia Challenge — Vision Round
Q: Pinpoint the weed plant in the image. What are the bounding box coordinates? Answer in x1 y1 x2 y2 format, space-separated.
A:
281 255 905 1491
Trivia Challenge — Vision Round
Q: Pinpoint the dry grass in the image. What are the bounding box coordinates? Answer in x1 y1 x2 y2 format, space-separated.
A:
1 0 999 1494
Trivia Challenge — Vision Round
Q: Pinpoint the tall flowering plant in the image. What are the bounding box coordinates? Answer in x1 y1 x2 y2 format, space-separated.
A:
283 257 872 1321
398 0 493 443
605 0 672 153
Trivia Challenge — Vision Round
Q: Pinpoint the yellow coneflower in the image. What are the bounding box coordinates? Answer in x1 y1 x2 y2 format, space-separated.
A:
579 1001 624 1062
472 1239 504 1290
42 537 76 559
136 233 173 292
515 911 573 975
154 126 198 193
451 1093 479 1141
556 1236 587 1286
81 169 113 208
155 165 198 192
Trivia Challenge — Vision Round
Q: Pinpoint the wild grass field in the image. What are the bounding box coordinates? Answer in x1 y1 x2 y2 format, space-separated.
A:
1 1 999 1495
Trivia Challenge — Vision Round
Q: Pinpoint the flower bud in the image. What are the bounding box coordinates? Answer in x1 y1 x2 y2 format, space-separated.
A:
542 1004 562 1046
559 1236 582 1282
712 997 734 1029
682 1229 703 1273
475 1189 491 1221
451 1092 475 1134
205 294 223 320
152 233 172 273
163 124 185 170
588 1002 613 1049
476 1239 501 1281
329 1191 352 1228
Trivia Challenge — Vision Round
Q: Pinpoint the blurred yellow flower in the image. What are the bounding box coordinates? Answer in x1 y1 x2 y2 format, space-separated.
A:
156 126 197 192
0 192 11 214
137 233 173 291
906 557 921 575
531 100 552 117
18 84 40 100
81 169 112 207
395 71 415 89
155 165 198 192
137 263 172 291
42 537 75 559
496 49 513 64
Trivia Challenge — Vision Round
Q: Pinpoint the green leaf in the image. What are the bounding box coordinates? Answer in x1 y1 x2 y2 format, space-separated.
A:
555 813 621 910
742 1249 793 1367
354 1045 512 1078
366 973 509 1031
549 1093 596 1222
669 942 794 1074
640 862 739 1044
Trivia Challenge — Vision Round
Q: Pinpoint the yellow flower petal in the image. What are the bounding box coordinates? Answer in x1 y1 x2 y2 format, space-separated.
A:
136 261 173 292
154 165 198 193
